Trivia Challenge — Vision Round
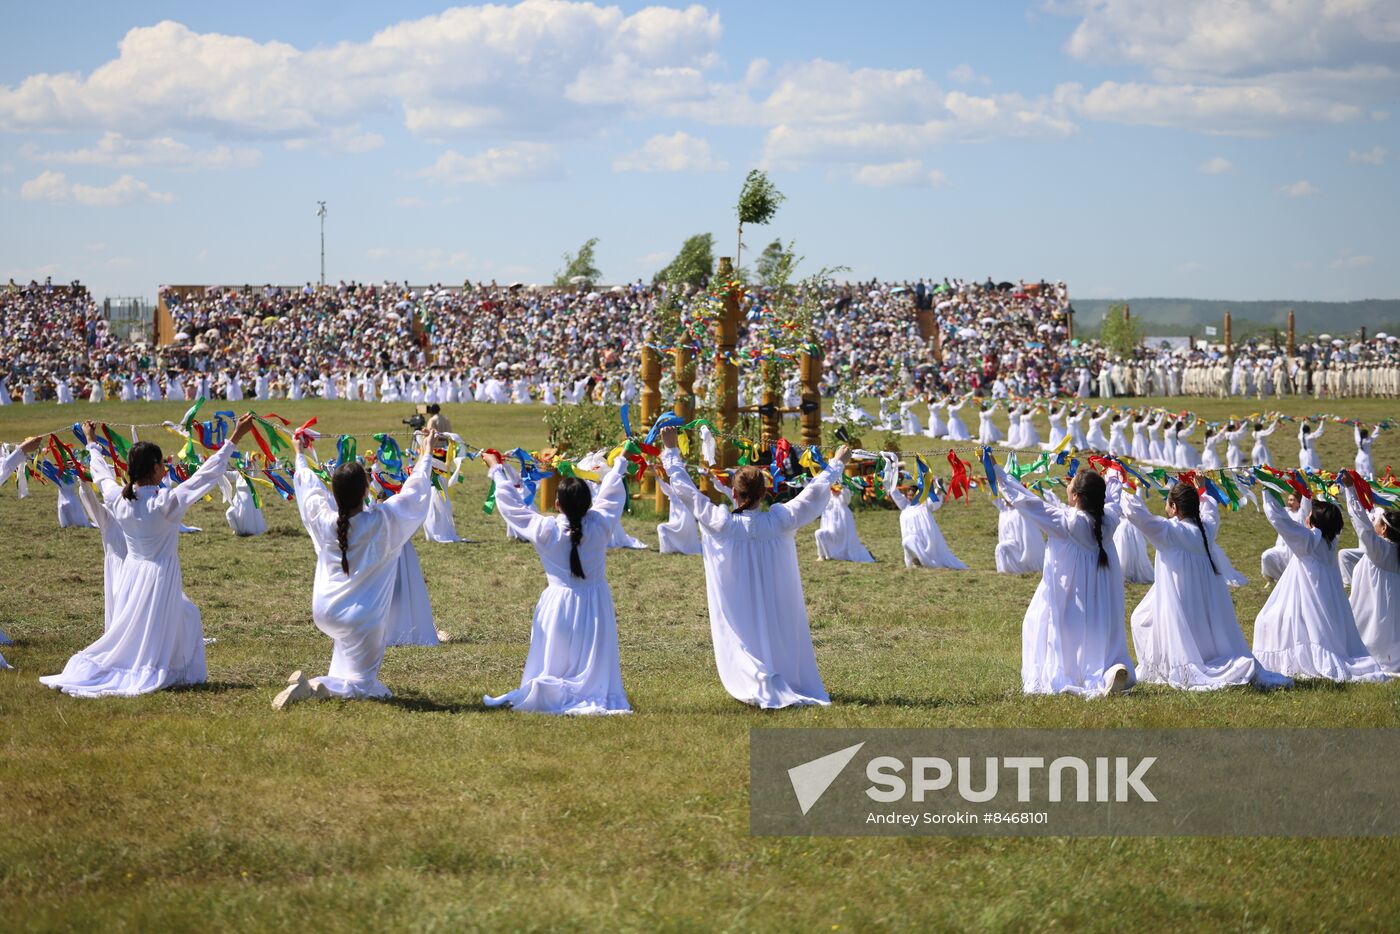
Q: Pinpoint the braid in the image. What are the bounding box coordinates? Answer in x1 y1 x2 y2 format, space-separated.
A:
1192 515 1220 575
1091 512 1108 568
336 512 351 575
122 480 137 501
568 515 586 580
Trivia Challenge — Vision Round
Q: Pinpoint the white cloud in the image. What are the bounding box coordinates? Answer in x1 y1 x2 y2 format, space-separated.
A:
26 132 262 170
1198 156 1232 174
851 160 948 188
1059 80 1365 134
19 170 174 206
0 4 725 142
417 142 561 184
613 131 727 172
948 63 990 86
1331 252 1376 269
1349 145 1388 164
392 196 424 208
1280 179 1320 197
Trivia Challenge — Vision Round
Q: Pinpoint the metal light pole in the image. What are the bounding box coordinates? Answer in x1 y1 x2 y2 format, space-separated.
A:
316 201 327 287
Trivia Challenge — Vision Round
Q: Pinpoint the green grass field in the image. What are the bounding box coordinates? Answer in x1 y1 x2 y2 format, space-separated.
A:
1 396 1398 932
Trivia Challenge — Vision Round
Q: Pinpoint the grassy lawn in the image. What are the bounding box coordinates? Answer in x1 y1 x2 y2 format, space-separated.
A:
1 396 1398 931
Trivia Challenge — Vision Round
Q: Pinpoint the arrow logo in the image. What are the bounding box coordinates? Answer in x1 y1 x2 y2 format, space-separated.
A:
787 742 865 815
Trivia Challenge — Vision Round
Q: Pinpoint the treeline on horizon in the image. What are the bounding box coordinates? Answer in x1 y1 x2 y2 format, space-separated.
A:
1072 298 1400 340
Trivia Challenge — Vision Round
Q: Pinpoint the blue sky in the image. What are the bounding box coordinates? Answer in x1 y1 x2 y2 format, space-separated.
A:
2 0 1396 301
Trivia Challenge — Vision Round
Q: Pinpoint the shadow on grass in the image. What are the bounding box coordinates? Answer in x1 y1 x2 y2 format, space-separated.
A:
382 693 489 715
822 691 954 710
167 681 255 694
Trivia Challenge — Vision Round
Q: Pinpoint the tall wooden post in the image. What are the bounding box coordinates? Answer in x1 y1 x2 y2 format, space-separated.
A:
760 365 781 447
800 340 823 448
715 258 740 470
659 345 698 510
1287 309 1295 351
639 343 661 497
1224 311 1232 358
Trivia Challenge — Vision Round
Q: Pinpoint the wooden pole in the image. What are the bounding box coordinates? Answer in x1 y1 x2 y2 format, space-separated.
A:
800 340 823 448
663 344 697 508
1224 311 1232 358
639 343 661 498
715 258 740 470
1287 309 1295 351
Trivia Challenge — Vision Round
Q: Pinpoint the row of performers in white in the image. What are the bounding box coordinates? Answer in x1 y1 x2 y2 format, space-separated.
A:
872 398 1384 477
2 424 1396 711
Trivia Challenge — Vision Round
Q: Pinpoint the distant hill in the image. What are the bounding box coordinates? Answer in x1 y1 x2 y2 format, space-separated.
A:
1072 298 1400 338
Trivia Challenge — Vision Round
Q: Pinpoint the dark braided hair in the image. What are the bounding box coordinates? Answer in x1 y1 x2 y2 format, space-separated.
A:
331 463 368 575
731 465 768 514
556 477 592 579
122 441 164 500
1380 511 1400 562
1069 469 1109 568
1169 483 1218 575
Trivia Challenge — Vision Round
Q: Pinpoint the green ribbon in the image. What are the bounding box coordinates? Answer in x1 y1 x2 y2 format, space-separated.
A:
482 478 497 515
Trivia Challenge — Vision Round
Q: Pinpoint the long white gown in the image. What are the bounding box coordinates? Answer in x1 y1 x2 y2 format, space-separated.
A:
814 486 875 563
887 473 968 570
385 541 439 647
661 447 842 709
1120 491 1290 690
484 456 631 715
1260 500 1307 581
1297 423 1323 471
1343 484 1400 672
656 478 702 556
293 447 434 698
1251 494 1388 682
1114 505 1155 584
998 466 1134 697
994 496 1045 574
41 441 238 697
222 472 267 536
1354 427 1375 479
56 476 95 528
77 446 126 632
422 485 462 543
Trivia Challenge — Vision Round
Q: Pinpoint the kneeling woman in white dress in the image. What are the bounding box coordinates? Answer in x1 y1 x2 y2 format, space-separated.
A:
41 416 255 697
815 482 875 563
278 432 436 706
993 493 1045 574
883 458 967 570
1340 474 1400 673
656 475 702 555
995 464 1134 697
222 470 267 536
481 449 631 715
659 428 848 708
1120 482 1290 690
1251 492 1388 682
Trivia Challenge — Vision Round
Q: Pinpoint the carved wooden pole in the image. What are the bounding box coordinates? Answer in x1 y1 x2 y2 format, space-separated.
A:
1288 309 1295 351
659 344 697 510
800 339 823 448
639 343 661 498
1224 311 1232 358
760 365 781 447
715 258 740 470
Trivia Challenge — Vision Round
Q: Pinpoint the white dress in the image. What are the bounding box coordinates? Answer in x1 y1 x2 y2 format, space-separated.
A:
814 486 875 563
1114 503 1155 585
944 399 971 441
1260 501 1307 581
1121 492 1289 690
77 446 127 632
999 466 1134 697
41 441 238 697
484 457 631 715
293 448 434 698
222 472 267 536
385 541 439 647
1251 493 1388 682
1343 484 1400 672
661 448 841 709
656 478 702 556
1354 427 1375 479
1297 422 1323 471
885 465 967 570
56 475 95 528
422 485 462 543
1251 422 1276 467
994 496 1045 574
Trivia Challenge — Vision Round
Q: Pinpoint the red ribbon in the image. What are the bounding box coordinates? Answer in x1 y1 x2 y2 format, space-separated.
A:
946 449 971 502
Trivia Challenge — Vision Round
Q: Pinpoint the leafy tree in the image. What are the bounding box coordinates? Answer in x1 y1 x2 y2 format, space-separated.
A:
653 233 714 287
735 170 784 271
554 237 601 286
1099 303 1144 357
754 239 788 286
